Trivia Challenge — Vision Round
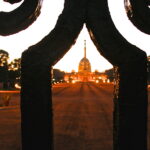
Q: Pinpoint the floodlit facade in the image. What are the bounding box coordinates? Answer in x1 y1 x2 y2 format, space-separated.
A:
64 40 107 83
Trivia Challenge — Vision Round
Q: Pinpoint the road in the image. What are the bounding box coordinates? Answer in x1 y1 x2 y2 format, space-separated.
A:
53 82 113 150
0 82 149 150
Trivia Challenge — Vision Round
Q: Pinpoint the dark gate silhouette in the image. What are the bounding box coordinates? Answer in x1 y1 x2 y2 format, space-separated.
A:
0 0 148 150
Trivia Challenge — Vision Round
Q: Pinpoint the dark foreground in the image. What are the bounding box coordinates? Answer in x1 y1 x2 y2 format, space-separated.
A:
0 83 149 150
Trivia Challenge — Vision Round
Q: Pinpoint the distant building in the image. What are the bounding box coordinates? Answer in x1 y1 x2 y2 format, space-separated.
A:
64 40 108 83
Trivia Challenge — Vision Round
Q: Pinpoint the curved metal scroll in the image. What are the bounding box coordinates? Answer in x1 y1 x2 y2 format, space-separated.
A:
125 0 150 34
3 0 22 4
0 0 42 36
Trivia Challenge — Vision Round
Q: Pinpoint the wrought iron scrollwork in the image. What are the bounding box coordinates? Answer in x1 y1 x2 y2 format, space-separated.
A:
3 0 22 4
124 0 150 34
0 0 42 35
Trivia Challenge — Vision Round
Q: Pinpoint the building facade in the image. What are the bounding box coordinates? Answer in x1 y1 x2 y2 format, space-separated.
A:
64 40 107 83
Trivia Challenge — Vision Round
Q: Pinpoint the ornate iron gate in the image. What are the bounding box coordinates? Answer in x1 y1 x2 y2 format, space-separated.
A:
0 0 148 150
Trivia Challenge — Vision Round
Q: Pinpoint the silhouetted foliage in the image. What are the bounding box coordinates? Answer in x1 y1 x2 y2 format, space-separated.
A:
8 58 21 88
0 50 9 66
105 68 114 82
0 50 9 89
0 51 21 89
53 69 65 82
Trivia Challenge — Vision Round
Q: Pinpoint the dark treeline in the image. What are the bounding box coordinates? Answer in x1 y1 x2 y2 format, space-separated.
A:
0 50 21 89
105 68 114 82
52 69 65 83
0 49 66 89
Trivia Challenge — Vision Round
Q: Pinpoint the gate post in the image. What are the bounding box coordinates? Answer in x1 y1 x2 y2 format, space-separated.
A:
86 0 148 149
21 52 53 150
20 0 87 149
113 54 148 150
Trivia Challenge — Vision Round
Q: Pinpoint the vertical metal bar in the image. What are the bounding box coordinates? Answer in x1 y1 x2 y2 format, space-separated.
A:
21 52 53 150
86 0 148 149
113 55 148 150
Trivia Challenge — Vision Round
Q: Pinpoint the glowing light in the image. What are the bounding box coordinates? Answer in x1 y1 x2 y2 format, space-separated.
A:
107 79 110 83
15 83 21 89
96 80 99 83
72 80 76 84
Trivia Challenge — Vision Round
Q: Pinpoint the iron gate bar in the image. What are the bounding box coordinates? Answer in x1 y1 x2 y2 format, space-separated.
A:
21 0 87 149
86 0 148 149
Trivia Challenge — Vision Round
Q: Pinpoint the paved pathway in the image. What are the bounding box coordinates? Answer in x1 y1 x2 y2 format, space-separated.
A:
0 83 149 150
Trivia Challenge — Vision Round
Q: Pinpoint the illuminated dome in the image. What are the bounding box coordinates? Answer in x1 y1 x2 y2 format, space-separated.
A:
78 58 91 72
78 40 91 73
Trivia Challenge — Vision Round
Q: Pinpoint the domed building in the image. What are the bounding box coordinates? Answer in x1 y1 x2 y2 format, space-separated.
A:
78 40 91 73
64 40 108 83
77 40 92 82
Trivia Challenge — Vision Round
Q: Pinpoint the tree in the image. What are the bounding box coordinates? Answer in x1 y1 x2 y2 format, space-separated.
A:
52 69 65 82
0 50 9 89
105 68 114 82
8 58 21 88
